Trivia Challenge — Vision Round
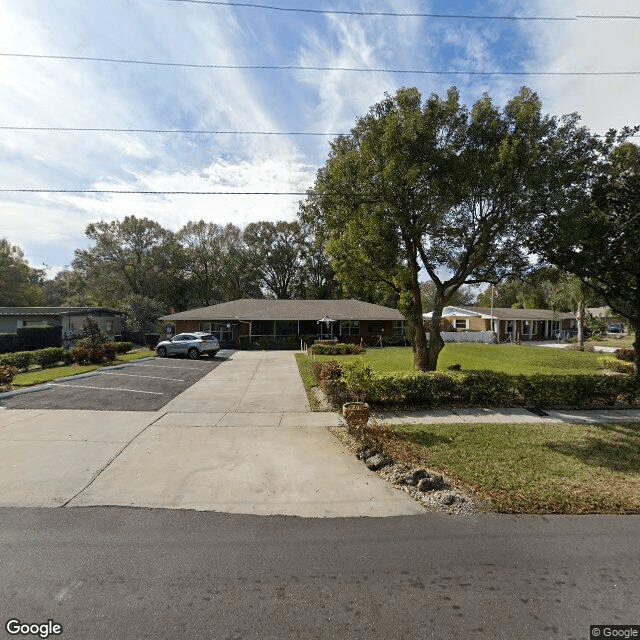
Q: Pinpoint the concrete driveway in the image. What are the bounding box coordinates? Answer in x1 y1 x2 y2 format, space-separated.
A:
0 351 423 517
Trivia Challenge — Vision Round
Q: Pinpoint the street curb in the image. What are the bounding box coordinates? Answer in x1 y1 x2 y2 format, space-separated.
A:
0 384 54 399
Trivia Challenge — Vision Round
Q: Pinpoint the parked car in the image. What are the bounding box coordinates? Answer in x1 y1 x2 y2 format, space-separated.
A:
156 332 220 359
608 323 623 333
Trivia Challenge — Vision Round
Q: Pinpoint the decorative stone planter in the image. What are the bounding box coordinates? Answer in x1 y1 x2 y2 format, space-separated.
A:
343 402 371 430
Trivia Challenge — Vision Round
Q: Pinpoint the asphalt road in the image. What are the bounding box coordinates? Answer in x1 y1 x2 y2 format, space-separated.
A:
1 508 638 640
0 352 230 411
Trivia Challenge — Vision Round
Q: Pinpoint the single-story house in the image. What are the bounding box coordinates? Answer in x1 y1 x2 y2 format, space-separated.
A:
160 299 406 346
0 307 126 341
423 306 577 342
585 306 628 333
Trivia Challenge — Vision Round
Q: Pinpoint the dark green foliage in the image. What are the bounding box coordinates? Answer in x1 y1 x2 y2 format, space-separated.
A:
31 347 66 368
308 343 364 355
324 367 639 409
0 351 33 370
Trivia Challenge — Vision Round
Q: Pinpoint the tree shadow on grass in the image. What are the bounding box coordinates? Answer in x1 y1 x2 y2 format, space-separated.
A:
546 423 640 473
392 429 453 449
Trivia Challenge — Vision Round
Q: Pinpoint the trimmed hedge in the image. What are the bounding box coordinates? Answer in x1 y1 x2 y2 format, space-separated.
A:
31 347 67 368
0 351 33 370
0 342 130 371
0 326 62 353
309 343 365 356
327 367 640 409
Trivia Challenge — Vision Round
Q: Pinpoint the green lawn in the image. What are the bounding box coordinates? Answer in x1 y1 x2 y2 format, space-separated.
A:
588 332 636 348
11 349 156 387
372 420 640 514
308 343 614 375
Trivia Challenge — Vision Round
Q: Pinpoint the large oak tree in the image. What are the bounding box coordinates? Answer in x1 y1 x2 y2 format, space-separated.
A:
302 86 597 370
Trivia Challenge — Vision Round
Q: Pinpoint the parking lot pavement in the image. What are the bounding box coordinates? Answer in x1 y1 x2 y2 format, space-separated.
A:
0 351 232 411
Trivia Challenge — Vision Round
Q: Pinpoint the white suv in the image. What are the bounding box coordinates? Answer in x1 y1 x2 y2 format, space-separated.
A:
156 332 220 359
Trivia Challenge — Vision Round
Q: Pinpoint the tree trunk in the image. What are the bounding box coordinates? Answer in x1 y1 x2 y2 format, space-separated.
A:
634 311 639 376
408 271 429 371
577 304 585 348
425 295 446 371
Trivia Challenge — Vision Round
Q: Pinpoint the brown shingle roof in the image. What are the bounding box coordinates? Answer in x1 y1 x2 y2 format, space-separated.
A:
160 299 404 322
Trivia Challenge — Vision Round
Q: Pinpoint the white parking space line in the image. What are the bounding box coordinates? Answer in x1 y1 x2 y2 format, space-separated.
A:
55 384 164 395
101 372 185 382
132 363 212 370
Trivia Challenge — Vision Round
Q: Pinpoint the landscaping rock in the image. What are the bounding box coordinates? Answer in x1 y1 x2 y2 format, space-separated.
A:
417 474 445 492
365 454 392 471
356 446 377 460
440 492 456 505
403 469 429 486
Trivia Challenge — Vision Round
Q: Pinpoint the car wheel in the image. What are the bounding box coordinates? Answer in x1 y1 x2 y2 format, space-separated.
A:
157 346 167 358
188 347 200 360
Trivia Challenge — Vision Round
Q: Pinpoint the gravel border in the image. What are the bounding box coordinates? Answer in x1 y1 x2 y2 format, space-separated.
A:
328 424 487 516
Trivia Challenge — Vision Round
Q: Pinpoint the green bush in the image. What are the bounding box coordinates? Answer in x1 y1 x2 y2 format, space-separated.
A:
309 343 365 355
114 341 132 354
333 368 640 409
32 347 66 369
0 351 33 370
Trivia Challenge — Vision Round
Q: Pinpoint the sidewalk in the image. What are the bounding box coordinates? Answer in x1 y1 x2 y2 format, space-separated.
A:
1 350 638 517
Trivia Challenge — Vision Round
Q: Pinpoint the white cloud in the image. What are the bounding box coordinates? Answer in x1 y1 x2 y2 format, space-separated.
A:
517 0 640 133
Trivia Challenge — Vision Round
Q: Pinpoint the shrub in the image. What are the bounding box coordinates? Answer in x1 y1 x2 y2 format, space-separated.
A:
114 341 132 354
615 348 636 362
0 365 20 387
309 343 364 355
310 359 343 384
337 368 640 409
71 344 116 364
0 351 33 370
32 347 66 368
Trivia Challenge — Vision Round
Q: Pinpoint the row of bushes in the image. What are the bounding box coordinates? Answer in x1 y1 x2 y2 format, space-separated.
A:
311 359 640 409
0 342 132 370
0 326 63 354
309 343 365 355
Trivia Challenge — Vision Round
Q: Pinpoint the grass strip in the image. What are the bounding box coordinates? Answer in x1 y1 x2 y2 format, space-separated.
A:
295 352 319 411
11 349 156 387
372 421 640 514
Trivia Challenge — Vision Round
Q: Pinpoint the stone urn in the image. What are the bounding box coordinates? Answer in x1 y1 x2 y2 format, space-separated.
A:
343 402 371 430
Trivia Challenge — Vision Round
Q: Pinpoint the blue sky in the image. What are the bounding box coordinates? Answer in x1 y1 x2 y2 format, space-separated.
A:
0 0 639 275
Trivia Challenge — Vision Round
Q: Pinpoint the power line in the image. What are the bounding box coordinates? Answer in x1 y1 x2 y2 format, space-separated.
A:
1 52 639 75
0 126 338 135
164 0 578 21
0 189 310 195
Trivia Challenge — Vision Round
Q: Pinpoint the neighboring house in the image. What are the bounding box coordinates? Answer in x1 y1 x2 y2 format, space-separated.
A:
585 306 628 333
423 306 577 342
0 307 126 342
160 299 405 345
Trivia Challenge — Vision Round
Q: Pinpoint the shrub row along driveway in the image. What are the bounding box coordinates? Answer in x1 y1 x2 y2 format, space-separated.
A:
0 352 231 411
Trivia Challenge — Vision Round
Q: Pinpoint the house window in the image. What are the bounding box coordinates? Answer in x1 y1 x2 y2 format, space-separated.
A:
340 320 360 335
393 320 405 336
454 319 468 330
367 322 385 334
